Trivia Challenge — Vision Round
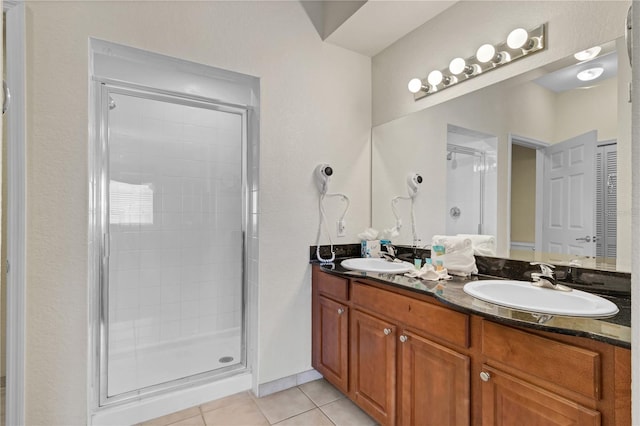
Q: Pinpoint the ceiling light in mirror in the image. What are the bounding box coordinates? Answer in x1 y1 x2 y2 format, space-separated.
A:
574 46 602 61
577 67 604 81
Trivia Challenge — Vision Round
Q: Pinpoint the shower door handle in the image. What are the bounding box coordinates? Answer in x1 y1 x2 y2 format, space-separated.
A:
3 80 10 115
626 5 633 67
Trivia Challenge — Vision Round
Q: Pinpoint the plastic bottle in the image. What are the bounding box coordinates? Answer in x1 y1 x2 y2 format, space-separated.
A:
431 245 445 270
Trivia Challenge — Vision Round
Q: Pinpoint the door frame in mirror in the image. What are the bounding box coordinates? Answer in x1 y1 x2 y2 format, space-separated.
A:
507 134 547 256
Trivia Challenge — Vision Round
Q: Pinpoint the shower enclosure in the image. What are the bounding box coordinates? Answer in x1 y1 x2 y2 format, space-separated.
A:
445 145 486 235
90 40 258 417
102 90 246 400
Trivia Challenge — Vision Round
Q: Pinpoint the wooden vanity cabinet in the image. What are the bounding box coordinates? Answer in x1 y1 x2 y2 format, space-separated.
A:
350 309 397 425
479 320 630 426
398 329 470 426
350 280 471 426
480 364 600 425
311 266 349 394
311 267 631 426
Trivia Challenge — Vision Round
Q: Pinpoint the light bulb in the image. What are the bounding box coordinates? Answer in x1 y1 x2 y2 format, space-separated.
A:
476 44 496 63
577 67 604 81
427 70 443 86
449 57 466 75
507 28 529 49
574 46 602 61
408 78 425 93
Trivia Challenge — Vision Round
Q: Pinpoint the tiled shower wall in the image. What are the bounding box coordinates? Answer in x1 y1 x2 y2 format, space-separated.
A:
107 94 243 367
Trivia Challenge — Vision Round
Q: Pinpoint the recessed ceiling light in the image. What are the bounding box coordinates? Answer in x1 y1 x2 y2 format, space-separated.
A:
577 67 604 82
574 46 602 61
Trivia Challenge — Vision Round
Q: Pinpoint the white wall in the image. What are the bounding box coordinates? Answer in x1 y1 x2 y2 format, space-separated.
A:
554 78 618 142
26 1 371 424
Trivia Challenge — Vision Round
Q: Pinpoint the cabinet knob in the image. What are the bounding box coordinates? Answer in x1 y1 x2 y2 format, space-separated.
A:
383 328 392 336
399 335 408 343
337 308 344 315
480 371 491 382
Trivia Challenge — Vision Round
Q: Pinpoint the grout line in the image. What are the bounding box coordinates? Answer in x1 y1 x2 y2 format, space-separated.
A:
268 406 317 425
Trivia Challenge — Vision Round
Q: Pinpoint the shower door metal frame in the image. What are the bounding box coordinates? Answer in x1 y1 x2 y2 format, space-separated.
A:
3 1 27 424
91 80 251 407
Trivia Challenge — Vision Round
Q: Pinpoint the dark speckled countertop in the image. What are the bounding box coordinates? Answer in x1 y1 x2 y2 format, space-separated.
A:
316 259 631 349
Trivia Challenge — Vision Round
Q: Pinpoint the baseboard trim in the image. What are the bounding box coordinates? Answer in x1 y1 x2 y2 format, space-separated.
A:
257 369 322 397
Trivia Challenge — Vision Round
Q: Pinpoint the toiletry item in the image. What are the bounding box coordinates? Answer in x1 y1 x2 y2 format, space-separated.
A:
414 258 422 269
431 244 445 270
361 240 381 258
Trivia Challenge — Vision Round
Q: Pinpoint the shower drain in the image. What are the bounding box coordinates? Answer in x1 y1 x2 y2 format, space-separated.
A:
219 356 234 363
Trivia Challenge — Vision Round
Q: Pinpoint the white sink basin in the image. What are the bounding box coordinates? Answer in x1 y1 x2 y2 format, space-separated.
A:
341 258 414 274
463 280 619 318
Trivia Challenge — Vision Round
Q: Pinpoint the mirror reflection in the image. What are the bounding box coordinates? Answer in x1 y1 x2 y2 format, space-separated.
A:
372 38 631 272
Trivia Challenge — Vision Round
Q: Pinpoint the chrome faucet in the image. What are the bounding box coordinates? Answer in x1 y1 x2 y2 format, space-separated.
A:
380 243 397 262
530 262 572 292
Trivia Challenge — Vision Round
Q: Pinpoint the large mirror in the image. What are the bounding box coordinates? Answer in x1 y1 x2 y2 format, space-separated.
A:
372 38 631 272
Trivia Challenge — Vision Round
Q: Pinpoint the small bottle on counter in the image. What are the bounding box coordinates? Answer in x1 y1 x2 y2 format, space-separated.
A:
431 245 445 270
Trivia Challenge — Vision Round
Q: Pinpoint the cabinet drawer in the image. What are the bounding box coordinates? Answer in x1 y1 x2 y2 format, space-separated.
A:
352 282 469 349
482 321 601 400
317 272 349 302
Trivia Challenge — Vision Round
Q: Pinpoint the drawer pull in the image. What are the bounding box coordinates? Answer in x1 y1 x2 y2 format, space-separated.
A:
480 371 491 382
337 308 344 315
399 335 408 343
383 328 392 336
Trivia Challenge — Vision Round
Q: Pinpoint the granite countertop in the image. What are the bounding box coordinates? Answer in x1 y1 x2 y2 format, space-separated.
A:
317 260 631 349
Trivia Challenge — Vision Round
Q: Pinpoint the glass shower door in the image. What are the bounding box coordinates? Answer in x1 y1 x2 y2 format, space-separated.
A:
102 89 246 400
445 146 485 235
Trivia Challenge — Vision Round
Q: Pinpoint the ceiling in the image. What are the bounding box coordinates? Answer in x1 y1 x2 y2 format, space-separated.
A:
534 50 618 93
303 0 459 57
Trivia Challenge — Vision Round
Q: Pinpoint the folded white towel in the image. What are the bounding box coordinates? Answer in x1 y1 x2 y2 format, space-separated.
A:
405 263 451 281
431 235 477 276
357 228 379 240
432 235 473 253
436 252 478 276
456 234 496 256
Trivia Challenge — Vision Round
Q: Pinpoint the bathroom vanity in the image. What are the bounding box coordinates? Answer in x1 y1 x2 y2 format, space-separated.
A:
311 263 631 426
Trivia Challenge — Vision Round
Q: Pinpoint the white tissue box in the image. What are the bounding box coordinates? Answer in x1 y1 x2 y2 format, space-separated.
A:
361 240 381 258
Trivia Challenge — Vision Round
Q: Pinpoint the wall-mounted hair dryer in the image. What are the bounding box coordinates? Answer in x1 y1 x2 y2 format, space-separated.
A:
314 163 350 263
315 164 333 195
407 173 423 198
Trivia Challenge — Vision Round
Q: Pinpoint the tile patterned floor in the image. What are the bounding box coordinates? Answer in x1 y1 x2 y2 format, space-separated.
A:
139 379 376 426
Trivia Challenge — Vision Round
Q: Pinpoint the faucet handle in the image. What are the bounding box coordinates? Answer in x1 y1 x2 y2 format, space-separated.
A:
530 262 555 276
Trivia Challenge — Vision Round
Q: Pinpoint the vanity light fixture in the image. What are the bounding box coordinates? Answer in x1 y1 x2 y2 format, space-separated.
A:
408 77 429 94
507 28 538 50
576 66 604 82
574 46 602 61
476 44 503 64
409 23 546 100
449 57 475 76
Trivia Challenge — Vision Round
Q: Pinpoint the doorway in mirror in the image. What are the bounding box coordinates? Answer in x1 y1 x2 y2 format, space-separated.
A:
446 125 497 238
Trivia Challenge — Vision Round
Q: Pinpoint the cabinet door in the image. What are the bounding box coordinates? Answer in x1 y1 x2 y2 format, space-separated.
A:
398 330 470 426
350 309 396 425
481 365 600 426
314 295 349 393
